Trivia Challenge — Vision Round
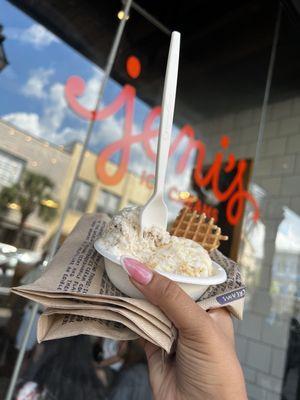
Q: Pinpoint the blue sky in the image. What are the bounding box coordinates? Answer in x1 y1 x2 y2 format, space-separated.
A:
1 0 143 154
0 0 196 216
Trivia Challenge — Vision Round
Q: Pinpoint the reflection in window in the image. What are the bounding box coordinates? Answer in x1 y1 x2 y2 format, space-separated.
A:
274 208 300 398
126 201 138 209
0 150 25 189
0 225 37 250
239 184 266 288
271 207 300 311
69 180 92 212
96 190 120 215
276 207 300 255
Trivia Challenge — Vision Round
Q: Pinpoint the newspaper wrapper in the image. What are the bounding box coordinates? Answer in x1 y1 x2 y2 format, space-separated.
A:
12 213 245 353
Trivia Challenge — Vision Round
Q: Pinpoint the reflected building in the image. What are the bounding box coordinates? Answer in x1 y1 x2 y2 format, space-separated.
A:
0 119 152 250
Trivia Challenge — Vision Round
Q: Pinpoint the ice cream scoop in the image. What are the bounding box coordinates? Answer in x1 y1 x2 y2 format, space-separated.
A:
94 239 226 300
96 207 213 277
94 207 227 299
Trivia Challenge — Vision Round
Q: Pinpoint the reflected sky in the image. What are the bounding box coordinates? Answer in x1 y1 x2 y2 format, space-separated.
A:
0 1 196 217
276 207 300 254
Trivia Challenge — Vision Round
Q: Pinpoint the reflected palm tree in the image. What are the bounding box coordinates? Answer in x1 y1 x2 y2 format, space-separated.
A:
0 171 58 247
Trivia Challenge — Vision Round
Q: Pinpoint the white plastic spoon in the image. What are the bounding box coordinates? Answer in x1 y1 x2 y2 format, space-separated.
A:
140 31 181 231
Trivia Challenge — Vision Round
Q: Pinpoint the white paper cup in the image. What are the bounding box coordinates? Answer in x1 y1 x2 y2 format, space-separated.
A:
94 239 227 300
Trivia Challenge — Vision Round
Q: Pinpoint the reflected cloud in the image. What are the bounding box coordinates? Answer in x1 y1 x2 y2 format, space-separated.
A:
21 67 54 99
276 207 300 254
268 207 300 319
2 112 41 135
5 24 59 49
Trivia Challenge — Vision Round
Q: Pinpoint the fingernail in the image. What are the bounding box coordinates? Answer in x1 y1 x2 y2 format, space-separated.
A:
121 257 153 285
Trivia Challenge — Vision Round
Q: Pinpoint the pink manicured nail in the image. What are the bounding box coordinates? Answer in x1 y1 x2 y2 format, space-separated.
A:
121 257 153 285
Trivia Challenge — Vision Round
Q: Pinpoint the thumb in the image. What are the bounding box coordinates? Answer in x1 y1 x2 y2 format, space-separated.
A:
121 257 209 332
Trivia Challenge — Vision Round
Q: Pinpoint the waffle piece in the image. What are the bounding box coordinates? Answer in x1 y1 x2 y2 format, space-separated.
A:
170 207 228 251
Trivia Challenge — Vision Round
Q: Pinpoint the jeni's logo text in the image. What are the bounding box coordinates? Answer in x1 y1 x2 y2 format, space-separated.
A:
65 59 259 226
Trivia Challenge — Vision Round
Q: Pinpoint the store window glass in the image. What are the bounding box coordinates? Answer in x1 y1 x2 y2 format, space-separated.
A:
233 5 300 400
96 189 120 215
1 0 300 399
69 180 92 213
108 2 299 400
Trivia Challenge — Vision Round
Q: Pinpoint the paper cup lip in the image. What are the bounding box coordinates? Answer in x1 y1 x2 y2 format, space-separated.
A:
94 239 227 286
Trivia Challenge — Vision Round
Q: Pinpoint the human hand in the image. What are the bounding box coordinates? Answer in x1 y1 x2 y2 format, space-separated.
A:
122 257 248 400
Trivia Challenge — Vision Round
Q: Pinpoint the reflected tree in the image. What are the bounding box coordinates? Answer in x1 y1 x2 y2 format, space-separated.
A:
0 171 58 247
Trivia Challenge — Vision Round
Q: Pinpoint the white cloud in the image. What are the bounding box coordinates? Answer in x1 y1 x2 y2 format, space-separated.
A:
276 208 300 254
276 231 300 253
89 115 123 149
2 112 85 146
2 80 70 143
21 67 54 98
78 67 105 109
3 65 123 149
41 82 67 136
2 112 41 135
6 24 59 49
57 126 86 144
1 67 104 145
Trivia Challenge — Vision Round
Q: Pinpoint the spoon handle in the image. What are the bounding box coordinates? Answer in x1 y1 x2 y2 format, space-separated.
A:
154 31 180 197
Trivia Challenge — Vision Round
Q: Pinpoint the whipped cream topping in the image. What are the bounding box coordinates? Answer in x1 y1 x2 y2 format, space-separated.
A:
98 207 213 277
